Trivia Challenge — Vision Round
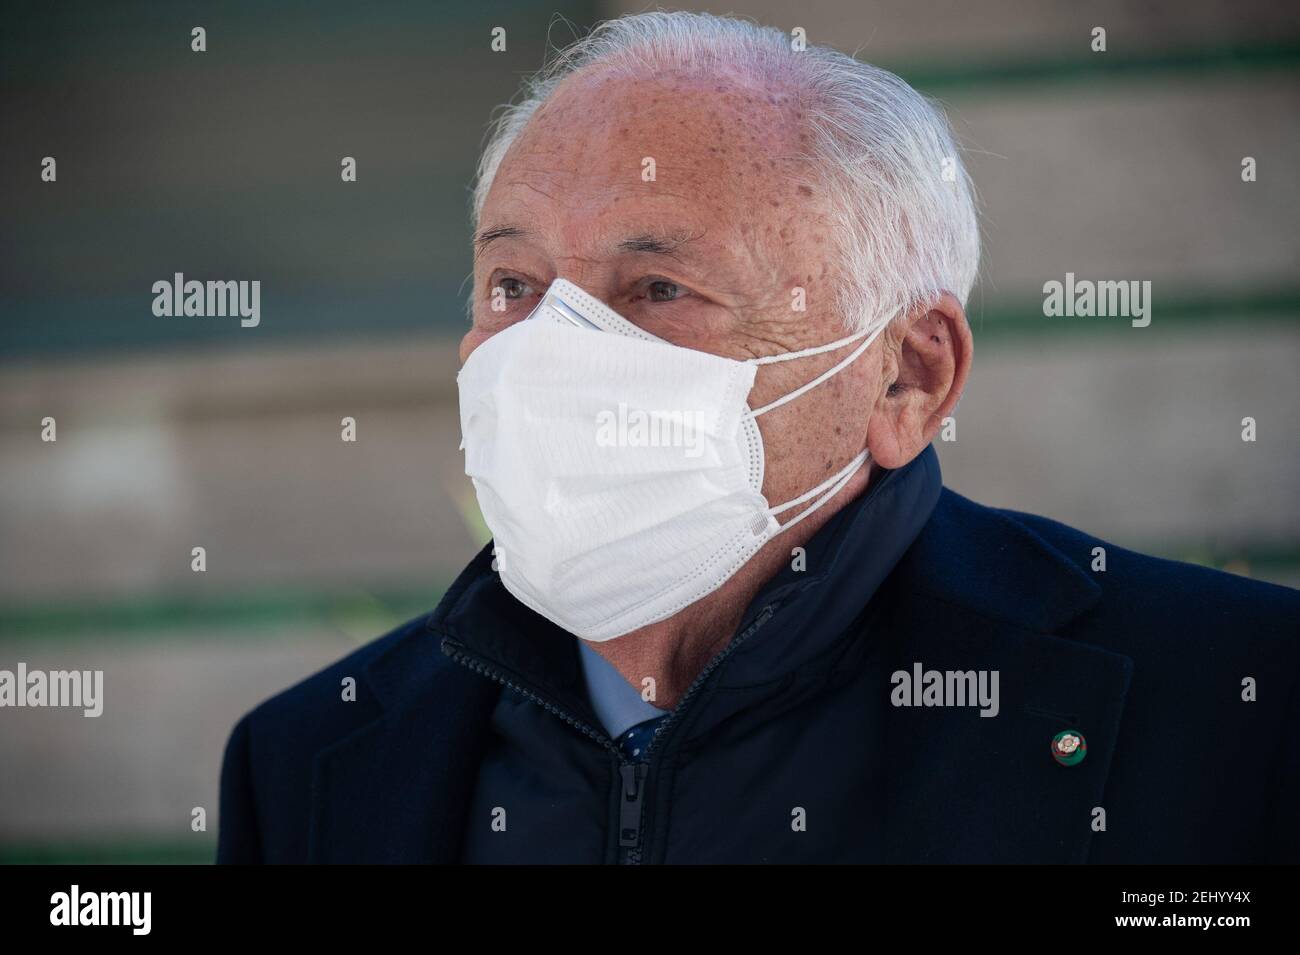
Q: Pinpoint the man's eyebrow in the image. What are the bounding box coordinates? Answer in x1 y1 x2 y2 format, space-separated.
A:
473 225 705 262
474 225 530 259
617 231 703 259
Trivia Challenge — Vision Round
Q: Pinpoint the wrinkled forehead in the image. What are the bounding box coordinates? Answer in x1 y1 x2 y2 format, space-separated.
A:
480 67 826 262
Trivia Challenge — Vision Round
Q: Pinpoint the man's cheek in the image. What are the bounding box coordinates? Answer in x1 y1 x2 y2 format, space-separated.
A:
459 328 495 365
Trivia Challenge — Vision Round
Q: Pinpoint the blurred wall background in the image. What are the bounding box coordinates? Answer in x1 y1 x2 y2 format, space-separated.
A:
1 0 1297 861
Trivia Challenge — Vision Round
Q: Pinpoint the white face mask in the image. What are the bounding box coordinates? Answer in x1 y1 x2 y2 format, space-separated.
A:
457 278 888 642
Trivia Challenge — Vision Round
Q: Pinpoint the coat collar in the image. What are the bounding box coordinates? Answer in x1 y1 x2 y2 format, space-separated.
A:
896 488 1105 633
308 484 1128 863
719 442 943 688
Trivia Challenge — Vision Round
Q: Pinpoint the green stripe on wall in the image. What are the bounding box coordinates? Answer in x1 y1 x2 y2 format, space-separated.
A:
969 286 1300 340
1 545 1297 642
892 40 1300 94
0 587 446 643
0 840 216 865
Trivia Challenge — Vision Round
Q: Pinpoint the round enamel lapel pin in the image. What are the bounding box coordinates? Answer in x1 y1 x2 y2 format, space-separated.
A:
1051 729 1087 766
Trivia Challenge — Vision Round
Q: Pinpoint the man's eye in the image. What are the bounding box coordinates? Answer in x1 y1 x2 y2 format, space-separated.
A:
647 280 681 302
498 277 529 300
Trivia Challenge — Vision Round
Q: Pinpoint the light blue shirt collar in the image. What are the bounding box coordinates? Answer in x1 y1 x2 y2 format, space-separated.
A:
577 640 668 740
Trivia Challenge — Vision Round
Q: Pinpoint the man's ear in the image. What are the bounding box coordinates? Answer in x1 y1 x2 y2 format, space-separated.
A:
866 292 972 470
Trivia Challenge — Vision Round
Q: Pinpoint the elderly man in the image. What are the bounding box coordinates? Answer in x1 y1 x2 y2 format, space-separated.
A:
218 12 1298 864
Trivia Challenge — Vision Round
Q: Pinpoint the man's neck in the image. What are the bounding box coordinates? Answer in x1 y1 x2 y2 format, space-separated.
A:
588 465 875 709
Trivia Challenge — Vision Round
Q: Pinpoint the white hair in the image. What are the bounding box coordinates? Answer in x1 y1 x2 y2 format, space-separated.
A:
472 11 979 334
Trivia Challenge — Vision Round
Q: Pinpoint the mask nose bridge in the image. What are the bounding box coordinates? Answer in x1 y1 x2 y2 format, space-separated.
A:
535 277 666 343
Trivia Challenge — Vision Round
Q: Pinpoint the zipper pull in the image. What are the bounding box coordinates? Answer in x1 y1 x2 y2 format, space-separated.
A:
618 762 648 847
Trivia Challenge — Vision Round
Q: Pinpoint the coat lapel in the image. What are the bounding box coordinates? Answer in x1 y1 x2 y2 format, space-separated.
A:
307 609 501 863
883 491 1134 863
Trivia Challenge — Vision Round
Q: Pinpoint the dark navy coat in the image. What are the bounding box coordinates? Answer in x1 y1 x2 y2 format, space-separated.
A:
217 483 1300 864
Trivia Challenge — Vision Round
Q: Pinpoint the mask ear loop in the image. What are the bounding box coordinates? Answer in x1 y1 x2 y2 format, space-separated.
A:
747 321 888 419
746 314 894 528
766 448 870 530
748 328 871 366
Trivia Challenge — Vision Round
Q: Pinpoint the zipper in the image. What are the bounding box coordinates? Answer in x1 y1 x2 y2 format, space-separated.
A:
639 603 777 761
441 638 619 756
617 601 778 865
618 762 648 864
442 637 644 863
441 601 778 866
